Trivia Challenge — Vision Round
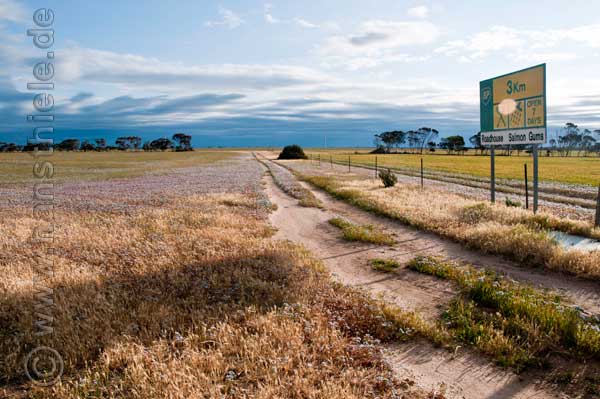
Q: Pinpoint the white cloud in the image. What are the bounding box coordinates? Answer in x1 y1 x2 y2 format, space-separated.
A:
264 3 279 24
54 47 331 92
318 20 439 69
204 7 243 29
0 0 26 23
436 24 600 62
407 5 429 19
294 18 317 29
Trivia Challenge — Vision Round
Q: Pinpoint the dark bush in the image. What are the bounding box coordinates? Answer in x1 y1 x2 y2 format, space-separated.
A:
378 169 397 188
278 144 307 160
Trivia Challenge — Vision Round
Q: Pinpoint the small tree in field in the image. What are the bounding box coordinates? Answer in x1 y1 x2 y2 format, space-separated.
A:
378 169 397 188
278 145 307 159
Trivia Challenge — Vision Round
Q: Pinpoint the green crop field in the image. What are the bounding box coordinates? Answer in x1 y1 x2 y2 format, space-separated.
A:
306 149 600 186
0 150 238 184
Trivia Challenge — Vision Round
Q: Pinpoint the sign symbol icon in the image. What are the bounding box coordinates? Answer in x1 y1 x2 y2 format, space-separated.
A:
495 106 507 128
482 87 491 106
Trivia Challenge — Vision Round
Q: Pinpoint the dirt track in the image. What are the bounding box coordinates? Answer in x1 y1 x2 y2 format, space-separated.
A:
263 168 563 398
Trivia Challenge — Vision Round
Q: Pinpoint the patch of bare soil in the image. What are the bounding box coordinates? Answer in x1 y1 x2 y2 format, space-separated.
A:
263 169 562 399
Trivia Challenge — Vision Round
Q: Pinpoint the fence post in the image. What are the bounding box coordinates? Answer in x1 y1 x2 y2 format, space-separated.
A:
348 155 351 172
420 158 424 189
318 154 321 167
524 164 529 210
330 154 333 168
595 184 600 228
375 156 378 179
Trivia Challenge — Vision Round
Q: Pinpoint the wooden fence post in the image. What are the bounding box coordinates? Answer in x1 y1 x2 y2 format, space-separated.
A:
420 158 424 189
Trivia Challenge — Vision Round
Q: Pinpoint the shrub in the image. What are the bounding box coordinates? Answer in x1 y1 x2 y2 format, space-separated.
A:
372 258 401 272
278 144 307 160
378 168 397 188
505 198 522 208
458 203 492 225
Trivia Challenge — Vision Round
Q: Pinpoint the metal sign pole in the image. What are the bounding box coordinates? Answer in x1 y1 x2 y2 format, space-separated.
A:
490 148 496 203
524 164 529 209
533 145 539 213
595 184 600 228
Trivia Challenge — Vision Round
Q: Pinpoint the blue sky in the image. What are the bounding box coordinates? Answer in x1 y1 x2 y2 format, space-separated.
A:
1 0 600 147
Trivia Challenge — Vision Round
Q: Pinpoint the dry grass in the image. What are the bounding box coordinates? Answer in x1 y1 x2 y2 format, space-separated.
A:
300 174 600 280
1 165 434 397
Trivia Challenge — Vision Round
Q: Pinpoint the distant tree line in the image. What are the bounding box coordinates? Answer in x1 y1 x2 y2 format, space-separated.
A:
373 128 470 154
373 128 439 154
0 133 193 152
372 121 600 157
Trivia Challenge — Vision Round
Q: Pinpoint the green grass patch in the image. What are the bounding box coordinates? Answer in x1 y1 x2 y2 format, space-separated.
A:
328 217 395 245
408 256 600 371
371 258 402 272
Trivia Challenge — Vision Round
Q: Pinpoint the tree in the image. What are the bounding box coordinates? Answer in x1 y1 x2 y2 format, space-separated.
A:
427 141 436 152
278 144 307 159
22 143 51 152
374 131 404 153
416 127 439 154
407 130 419 152
95 138 106 150
0 142 19 152
172 133 192 151
55 139 80 151
128 136 142 150
581 129 596 156
440 135 465 154
469 132 485 155
116 137 129 150
148 138 173 151
558 122 580 156
115 136 142 150
80 140 95 151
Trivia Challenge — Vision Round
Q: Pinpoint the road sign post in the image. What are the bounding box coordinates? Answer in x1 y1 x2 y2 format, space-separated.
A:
595 184 600 228
479 64 547 206
524 164 529 209
490 148 495 203
533 145 539 213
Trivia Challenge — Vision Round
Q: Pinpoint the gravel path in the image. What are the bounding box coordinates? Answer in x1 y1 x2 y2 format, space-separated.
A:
263 164 562 399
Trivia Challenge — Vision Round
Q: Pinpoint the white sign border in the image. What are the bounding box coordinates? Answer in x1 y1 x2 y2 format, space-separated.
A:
481 128 546 146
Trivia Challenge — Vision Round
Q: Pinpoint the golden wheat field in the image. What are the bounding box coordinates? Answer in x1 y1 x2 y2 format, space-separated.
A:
307 150 600 186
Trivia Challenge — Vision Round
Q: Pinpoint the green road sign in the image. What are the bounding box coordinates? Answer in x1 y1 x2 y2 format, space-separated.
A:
480 64 547 146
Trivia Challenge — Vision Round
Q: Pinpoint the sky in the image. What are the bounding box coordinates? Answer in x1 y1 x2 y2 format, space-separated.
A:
1 0 600 147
